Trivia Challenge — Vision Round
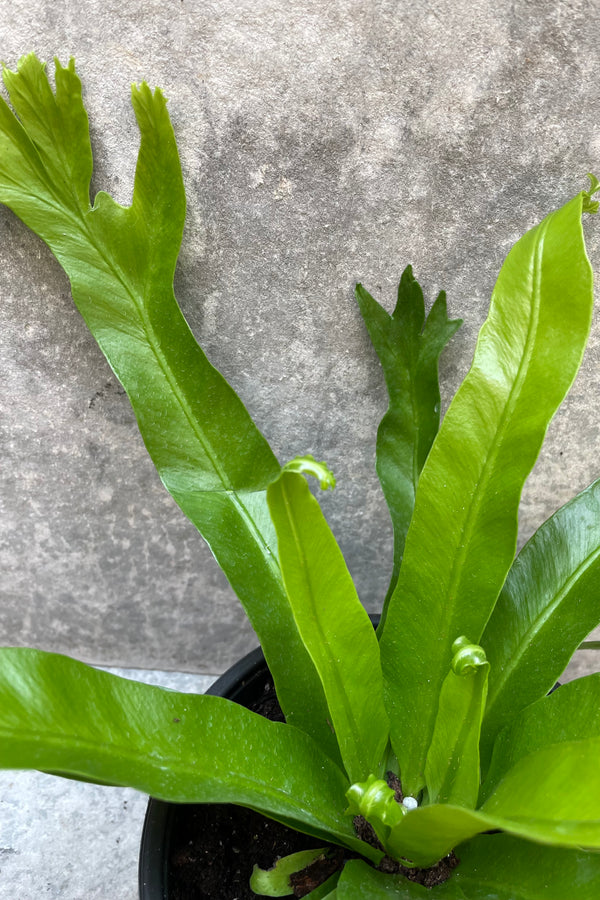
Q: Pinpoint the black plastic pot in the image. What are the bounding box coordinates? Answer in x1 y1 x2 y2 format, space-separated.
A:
138 644 270 899
139 616 380 899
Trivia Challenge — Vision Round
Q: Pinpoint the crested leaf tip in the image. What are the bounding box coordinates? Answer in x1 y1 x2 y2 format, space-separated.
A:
583 173 600 214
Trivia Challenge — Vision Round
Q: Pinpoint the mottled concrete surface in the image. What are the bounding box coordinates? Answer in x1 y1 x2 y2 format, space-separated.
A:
2 0 600 674
0 668 216 900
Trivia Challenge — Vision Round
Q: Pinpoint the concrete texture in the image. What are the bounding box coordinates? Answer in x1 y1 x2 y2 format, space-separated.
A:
1 1 600 675
0 668 216 900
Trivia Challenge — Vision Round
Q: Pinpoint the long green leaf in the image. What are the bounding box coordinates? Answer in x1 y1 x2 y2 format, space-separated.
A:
345 749 600 867
383 742 600 866
356 269 461 622
481 478 600 762
0 647 379 858
0 54 333 749
336 860 430 899
481 673 600 801
267 470 389 782
480 735 600 841
446 834 600 900
379 186 596 794
424 639 488 808
336 836 600 900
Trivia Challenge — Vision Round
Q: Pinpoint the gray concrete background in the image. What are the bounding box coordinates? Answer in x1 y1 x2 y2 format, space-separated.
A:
0 667 215 900
2 1 600 673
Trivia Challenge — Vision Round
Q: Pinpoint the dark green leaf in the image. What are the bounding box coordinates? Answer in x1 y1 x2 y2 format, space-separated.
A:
0 54 334 753
379 188 596 795
481 477 600 763
481 674 600 802
267 471 389 782
0 648 380 858
355 269 461 621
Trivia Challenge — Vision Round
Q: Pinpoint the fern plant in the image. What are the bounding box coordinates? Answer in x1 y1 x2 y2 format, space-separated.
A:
1 55 600 898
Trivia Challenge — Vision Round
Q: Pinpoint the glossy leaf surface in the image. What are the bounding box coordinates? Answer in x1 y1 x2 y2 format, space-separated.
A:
383 768 600 866
336 860 429 899
0 648 380 858
267 471 389 782
336 835 600 899
481 673 600 801
481 477 600 761
371 727 600 864
480 735 600 836
446 834 600 900
356 269 460 619
425 639 488 808
379 187 596 794
0 54 334 749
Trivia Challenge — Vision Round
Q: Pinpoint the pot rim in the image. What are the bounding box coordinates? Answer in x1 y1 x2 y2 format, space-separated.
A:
138 616 380 898
138 643 266 900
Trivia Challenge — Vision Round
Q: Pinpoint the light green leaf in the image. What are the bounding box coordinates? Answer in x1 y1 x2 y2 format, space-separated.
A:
481 735 600 840
373 732 600 865
481 674 600 801
379 187 596 795
0 647 380 859
425 638 489 808
356 269 461 621
267 471 389 782
383 794 600 868
250 848 328 896
447 833 600 900
336 859 430 899
337 836 600 899
0 54 335 754
481 477 600 763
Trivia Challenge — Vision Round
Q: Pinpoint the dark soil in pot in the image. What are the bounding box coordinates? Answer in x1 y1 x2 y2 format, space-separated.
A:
139 647 348 900
168 671 345 898
139 620 457 899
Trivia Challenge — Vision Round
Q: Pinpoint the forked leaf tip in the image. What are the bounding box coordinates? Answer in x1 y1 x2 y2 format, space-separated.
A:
132 81 168 110
283 454 336 490
583 173 600 214
53 56 77 75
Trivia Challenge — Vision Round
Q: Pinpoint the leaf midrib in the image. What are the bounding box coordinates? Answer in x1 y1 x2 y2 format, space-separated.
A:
0 726 343 827
10 121 283 580
280 478 362 777
485 540 600 716
421 216 552 752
